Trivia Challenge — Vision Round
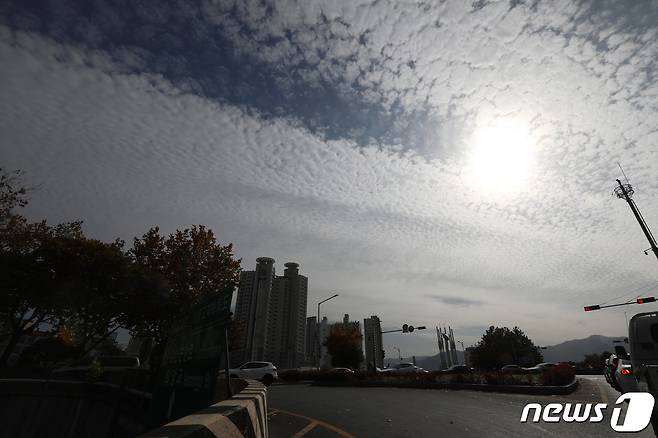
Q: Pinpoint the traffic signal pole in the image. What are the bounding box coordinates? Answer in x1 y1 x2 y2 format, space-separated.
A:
585 177 658 314
584 297 656 312
378 324 426 369
615 179 658 263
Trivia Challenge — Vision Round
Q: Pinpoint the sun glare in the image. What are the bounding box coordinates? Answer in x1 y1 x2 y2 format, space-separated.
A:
466 119 534 196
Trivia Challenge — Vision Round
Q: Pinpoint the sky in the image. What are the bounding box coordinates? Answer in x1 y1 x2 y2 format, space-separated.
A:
1 0 658 357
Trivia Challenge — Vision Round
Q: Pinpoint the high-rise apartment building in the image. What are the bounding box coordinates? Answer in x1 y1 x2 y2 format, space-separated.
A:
363 315 384 369
335 314 360 333
233 258 308 369
267 262 308 368
233 257 275 365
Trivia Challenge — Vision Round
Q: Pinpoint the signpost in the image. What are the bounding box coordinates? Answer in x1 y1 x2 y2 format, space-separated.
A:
149 289 233 426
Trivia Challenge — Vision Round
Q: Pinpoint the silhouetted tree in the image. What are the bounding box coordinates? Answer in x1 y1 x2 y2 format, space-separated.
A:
0 168 167 367
577 351 611 373
1 169 240 374
324 326 364 369
130 226 241 368
51 237 163 360
0 217 85 367
470 326 543 370
17 336 76 369
0 168 28 228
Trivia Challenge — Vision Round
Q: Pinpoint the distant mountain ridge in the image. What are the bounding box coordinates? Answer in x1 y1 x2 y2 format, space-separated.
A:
542 334 626 363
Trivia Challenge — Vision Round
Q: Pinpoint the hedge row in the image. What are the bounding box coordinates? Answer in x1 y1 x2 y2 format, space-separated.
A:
279 366 575 387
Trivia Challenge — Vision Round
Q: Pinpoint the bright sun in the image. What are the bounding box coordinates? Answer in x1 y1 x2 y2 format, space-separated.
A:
467 119 534 195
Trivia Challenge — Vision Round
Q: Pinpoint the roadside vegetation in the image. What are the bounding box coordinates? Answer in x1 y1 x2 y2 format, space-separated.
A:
279 365 575 387
0 168 240 378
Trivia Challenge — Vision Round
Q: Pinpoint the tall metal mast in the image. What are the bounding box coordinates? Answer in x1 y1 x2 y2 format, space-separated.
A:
614 176 658 263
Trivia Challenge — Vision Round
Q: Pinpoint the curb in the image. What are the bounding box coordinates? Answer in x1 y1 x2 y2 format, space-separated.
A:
140 379 268 438
311 379 579 395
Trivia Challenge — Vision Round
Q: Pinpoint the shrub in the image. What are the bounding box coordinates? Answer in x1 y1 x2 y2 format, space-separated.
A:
540 366 575 386
446 372 476 384
482 372 504 385
279 369 301 381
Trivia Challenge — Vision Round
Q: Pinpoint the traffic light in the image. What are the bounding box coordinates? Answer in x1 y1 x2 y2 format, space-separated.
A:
637 297 656 304
401 323 425 333
382 350 385 359
584 305 601 311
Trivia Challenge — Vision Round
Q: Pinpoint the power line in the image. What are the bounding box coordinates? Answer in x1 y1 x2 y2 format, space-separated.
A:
618 163 630 185
599 280 658 306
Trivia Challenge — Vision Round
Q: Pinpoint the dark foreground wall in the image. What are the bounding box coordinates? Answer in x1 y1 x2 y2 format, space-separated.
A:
0 378 151 437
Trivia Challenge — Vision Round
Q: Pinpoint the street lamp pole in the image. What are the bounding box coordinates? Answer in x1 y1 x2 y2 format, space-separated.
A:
457 340 464 364
394 346 402 362
316 293 339 369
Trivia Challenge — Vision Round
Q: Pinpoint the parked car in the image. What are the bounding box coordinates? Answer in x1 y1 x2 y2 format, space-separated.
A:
381 362 428 373
610 345 638 393
228 361 278 386
329 367 355 374
446 365 474 373
524 362 557 373
556 362 576 371
501 364 523 373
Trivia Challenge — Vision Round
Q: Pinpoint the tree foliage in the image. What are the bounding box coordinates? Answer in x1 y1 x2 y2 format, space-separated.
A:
470 326 543 370
0 218 83 366
324 326 364 369
577 351 611 373
0 168 28 227
50 237 162 359
130 226 241 347
1 168 240 372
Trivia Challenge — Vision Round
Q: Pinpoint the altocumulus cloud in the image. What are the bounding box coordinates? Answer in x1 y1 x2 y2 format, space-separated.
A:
1 0 658 354
426 295 485 308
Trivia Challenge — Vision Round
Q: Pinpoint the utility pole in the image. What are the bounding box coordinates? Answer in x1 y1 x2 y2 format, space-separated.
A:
394 346 402 362
316 294 339 369
457 340 465 365
614 177 658 263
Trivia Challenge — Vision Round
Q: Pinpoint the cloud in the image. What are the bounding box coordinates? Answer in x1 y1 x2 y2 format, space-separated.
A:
426 295 485 307
1 0 658 355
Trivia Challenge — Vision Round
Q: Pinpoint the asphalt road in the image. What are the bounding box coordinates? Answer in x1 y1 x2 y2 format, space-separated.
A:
267 376 656 437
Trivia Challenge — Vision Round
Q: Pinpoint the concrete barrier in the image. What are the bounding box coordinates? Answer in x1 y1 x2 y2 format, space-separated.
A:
140 379 268 438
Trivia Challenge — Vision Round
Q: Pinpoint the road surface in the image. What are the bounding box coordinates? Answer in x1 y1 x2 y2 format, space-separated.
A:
267 376 655 437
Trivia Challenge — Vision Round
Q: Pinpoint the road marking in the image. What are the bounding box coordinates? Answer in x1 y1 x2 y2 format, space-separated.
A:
270 408 356 438
291 421 317 437
595 378 610 404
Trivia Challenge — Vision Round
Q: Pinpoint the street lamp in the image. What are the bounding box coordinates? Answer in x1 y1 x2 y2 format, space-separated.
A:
316 293 339 369
457 340 464 364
